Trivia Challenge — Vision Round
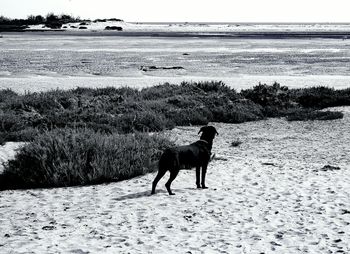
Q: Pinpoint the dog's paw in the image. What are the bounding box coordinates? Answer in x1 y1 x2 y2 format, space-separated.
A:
201 186 209 189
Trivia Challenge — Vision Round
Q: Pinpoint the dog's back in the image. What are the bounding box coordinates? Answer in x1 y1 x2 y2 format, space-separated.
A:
159 142 210 171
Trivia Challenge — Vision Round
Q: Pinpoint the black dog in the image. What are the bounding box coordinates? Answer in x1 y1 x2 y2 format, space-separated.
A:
151 126 218 195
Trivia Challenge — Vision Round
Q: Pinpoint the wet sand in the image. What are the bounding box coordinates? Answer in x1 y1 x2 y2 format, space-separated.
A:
1 32 350 93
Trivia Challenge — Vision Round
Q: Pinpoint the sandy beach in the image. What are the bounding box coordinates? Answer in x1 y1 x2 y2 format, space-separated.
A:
1 106 349 253
1 0 350 252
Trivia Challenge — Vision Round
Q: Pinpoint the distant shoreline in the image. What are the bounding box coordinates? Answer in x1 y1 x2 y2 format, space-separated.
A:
130 21 350 25
3 30 350 39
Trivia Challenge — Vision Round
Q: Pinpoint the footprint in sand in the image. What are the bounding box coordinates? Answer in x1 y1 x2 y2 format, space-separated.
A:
42 225 56 230
70 249 90 254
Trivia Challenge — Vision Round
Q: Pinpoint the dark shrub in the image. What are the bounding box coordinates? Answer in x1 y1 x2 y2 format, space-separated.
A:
45 22 62 29
0 89 17 103
6 92 64 113
0 128 39 145
46 13 59 22
165 107 212 126
72 86 138 98
27 15 44 24
290 86 350 108
0 113 28 132
104 26 123 31
211 100 264 123
183 80 238 100
117 111 172 133
45 13 62 29
1 82 347 145
60 14 76 23
107 18 123 22
231 140 242 147
286 109 344 121
167 95 201 108
1 129 173 190
141 83 196 100
241 82 291 108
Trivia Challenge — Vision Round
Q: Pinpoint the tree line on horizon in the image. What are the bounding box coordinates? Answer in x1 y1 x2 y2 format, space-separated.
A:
0 13 123 30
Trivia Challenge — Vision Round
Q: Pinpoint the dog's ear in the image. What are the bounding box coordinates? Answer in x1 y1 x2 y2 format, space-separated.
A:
198 126 205 135
212 127 219 136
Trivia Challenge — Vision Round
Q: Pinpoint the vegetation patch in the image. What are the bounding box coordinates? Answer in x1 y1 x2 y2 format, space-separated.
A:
0 13 123 31
0 129 172 190
286 109 343 121
0 81 263 144
0 81 348 190
1 82 348 145
105 26 123 31
289 86 350 108
231 140 243 147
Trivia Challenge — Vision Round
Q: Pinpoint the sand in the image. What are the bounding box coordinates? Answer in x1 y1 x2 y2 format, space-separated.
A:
0 142 24 174
0 107 350 253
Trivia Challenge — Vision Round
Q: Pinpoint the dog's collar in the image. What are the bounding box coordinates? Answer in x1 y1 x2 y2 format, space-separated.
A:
198 139 209 144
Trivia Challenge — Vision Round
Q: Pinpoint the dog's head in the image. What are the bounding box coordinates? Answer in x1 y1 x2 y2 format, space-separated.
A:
198 126 218 141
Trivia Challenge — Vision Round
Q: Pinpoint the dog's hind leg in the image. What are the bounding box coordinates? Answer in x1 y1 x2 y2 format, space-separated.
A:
151 169 167 194
201 164 208 189
165 170 179 195
196 166 201 188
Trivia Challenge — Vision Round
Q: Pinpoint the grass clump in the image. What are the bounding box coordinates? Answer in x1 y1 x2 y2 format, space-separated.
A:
286 109 344 121
240 82 293 117
0 128 173 190
290 86 350 108
0 89 18 103
231 140 242 147
241 82 349 119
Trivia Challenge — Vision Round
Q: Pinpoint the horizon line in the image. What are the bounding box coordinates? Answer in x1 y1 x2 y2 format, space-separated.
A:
1 15 350 24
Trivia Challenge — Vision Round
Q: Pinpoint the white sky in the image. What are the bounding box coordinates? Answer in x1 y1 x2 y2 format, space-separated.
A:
1 0 349 22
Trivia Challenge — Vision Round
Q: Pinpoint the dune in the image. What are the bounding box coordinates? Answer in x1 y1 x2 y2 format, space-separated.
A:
0 107 349 253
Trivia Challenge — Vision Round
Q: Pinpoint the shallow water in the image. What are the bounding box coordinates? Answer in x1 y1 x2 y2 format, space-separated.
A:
1 33 350 92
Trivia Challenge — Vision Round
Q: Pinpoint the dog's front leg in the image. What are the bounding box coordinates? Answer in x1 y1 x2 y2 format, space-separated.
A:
201 164 208 189
196 166 201 188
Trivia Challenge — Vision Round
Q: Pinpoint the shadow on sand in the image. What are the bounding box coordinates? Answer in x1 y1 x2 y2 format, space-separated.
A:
112 189 168 201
